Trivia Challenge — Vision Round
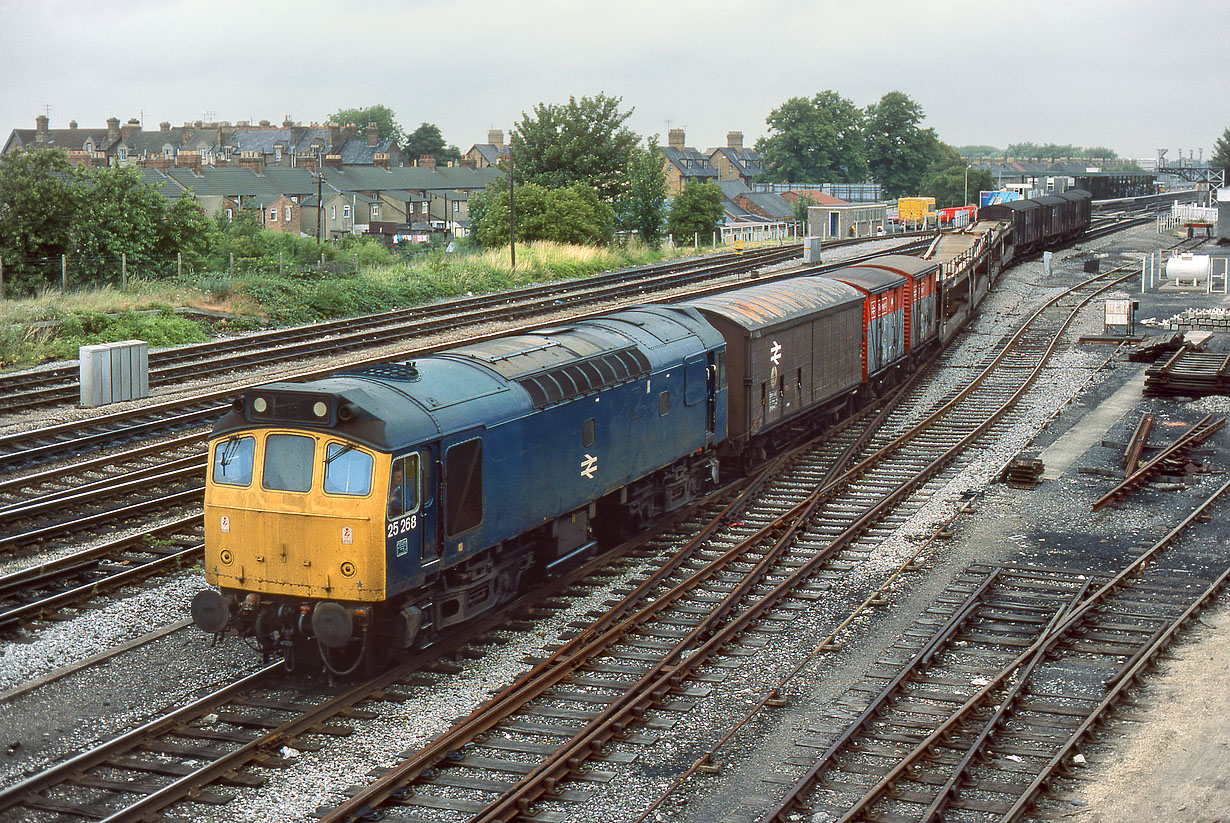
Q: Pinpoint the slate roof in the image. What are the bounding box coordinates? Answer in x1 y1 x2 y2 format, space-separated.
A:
139 168 188 200
119 131 184 156
711 147 762 177
468 143 505 165
4 128 115 155
163 167 328 204
318 165 502 194
663 146 718 180
738 191 795 220
337 137 399 165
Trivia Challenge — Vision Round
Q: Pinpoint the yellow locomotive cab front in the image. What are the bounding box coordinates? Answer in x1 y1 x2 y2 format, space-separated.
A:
205 430 388 602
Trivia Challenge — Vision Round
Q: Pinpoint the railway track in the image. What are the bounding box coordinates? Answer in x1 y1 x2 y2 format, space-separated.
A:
0 253 1152 822
757 478 1230 823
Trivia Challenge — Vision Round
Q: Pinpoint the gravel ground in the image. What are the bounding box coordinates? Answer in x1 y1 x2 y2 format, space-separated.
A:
6 230 1228 821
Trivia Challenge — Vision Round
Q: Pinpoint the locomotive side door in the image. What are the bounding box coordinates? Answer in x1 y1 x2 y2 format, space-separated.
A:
386 447 439 583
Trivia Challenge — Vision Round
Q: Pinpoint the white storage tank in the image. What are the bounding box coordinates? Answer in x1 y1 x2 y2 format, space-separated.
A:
1166 253 1212 286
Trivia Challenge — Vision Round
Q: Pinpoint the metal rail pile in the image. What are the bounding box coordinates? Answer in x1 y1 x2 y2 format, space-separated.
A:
1144 346 1230 397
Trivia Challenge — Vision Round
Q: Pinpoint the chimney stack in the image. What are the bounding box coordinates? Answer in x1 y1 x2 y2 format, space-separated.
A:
328 122 341 148
367 122 380 147
418 154 436 170
121 117 141 139
160 121 170 132
668 129 686 150
68 119 78 130
107 117 120 141
727 131 744 150
35 115 49 140
488 129 504 148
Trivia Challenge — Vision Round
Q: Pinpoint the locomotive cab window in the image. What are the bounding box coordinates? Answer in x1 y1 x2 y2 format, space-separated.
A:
582 418 596 447
658 391 670 416
387 453 421 519
445 439 483 537
323 442 373 496
262 433 316 493
213 436 255 486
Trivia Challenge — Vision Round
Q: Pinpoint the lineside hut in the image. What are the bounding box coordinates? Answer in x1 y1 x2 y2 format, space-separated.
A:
808 203 888 241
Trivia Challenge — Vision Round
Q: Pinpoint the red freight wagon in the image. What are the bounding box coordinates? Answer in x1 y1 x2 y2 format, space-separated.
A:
822 268 909 380
841 254 940 354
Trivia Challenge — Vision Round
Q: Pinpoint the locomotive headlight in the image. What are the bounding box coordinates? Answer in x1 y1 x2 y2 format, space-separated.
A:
313 401 329 418
253 396 268 413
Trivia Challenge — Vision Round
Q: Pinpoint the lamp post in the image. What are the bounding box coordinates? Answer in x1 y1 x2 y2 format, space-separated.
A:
964 164 970 207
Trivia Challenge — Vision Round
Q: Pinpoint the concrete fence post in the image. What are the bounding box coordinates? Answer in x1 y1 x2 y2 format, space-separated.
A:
177 252 182 278
121 253 127 289
354 253 359 274
0 255 4 297
229 253 234 277
62 254 67 291
279 252 283 276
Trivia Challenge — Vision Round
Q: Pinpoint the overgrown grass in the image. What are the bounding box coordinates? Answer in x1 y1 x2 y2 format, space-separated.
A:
0 238 732 368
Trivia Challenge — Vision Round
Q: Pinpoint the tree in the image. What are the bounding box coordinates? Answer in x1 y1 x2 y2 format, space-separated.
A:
404 122 462 165
756 91 867 184
330 105 403 145
70 165 170 283
470 181 615 249
1211 127 1230 175
956 145 1003 159
158 196 215 262
0 148 77 293
865 91 942 198
615 138 669 245
667 182 725 242
790 193 818 229
919 163 995 208
510 93 639 201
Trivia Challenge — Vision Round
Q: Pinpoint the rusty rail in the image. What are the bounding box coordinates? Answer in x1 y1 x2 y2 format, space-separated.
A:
1092 414 1225 511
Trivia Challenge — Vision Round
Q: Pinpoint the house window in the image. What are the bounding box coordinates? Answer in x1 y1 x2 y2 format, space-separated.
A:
343 204 351 219
118 147 127 161
371 204 379 219
285 205 291 222
163 146 174 158
453 201 461 213
269 209 277 222
225 208 233 220
274 146 282 161
331 205 336 220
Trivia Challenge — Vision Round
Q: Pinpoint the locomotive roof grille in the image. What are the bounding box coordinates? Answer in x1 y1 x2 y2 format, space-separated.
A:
342 362 421 381
517 348 651 408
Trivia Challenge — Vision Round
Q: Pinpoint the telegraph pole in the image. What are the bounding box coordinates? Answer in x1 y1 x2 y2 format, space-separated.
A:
508 139 516 274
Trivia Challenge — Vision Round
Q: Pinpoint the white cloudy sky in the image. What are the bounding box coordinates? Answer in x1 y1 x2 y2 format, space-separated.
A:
2 0 1225 161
